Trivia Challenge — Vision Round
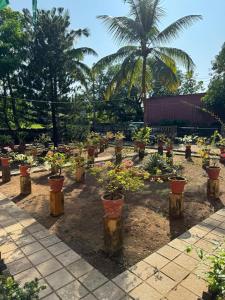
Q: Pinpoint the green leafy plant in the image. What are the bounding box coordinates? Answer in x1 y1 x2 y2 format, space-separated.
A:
44 151 66 176
0 135 13 148
114 132 125 142
181 135 198 146
0 275 45 300
13 154 34 166
70 144 86 171
86 132 101 147
34 133 52 147
132 127 151 144
90 161 149 200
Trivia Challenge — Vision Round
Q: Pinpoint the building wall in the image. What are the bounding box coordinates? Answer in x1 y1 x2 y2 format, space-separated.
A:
144 93 215 126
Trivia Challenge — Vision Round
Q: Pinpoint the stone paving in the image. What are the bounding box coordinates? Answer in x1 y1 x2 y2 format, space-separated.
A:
0 191 225 300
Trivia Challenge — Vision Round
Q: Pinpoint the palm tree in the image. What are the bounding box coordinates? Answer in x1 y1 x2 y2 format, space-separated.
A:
95 0 202 102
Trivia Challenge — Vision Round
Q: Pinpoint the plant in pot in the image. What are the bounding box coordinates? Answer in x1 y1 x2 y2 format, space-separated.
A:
197 137 211 169
206 152 221 180
0 135 14 151
105 131 114 149
70 143 86 183
132 127 151 160
156 134 166 155
114 132 125 164
46 152 66 192
13 154 34 177
0 147 14 168
90 161 149 218
165 138 173 158
86 132 101 160
182 135 198 160
35 133 52 149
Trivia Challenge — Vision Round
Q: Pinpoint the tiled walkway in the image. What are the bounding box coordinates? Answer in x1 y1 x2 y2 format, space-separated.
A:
0 192 225 300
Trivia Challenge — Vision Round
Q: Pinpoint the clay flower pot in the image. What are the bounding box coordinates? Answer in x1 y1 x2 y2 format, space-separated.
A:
206 166 221 180
137 142 146 150
19 164 30 176
1 157 10 167
48 175 64 192
169 176 187 194
101 194 124 218
220 146 225 154
87 146 95 157
75 167 85 183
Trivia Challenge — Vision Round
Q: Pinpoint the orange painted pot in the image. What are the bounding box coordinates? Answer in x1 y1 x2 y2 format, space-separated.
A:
206 167 221 180
101 194 124 218
137 142 146 150
19 165 30 176
169 176 187 194
1 157 10 167
48 175 64 192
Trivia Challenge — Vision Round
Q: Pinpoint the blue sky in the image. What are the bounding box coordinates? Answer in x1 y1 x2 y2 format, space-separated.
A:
10 0 225 84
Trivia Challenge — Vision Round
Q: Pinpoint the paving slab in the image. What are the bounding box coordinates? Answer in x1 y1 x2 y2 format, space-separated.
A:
79 269 108 292
37 257 63 277
113 270 142 293
56 249 81 266
56 280 89 299
146 272 177 295
129 282 161 300
67 258 93 278
93 281 125 300
144 252 170 270
45 268 74 290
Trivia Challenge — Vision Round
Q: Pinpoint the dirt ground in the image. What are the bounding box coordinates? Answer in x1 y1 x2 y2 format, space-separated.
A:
1 151 225 279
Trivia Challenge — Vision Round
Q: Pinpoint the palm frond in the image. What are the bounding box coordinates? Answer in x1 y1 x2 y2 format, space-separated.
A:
154 15 202 44
155 47 195 71
71 47 97 59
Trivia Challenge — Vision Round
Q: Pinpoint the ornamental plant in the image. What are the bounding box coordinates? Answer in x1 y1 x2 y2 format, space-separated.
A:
114 132 125 142
132 127 151 144
90 161 149 200
13 154 34 166
0 276 45 300
181 135 198 146
44 151 66 176
86 132 101 147
105 131 114 140
144 153 178 176
70 143 86 170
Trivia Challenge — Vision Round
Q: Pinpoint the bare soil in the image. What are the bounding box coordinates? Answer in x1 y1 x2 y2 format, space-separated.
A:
1 152 225 279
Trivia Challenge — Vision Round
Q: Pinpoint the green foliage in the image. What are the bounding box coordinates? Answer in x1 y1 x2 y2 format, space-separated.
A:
44 151 66 175
144 153 175 175
132 127 151 144
181 135 198 145
203 43 225 122
34 133 52 146
0 135 13 147
90 161 149 199
86 132 101 147
0 276 45 300
13 153 34 165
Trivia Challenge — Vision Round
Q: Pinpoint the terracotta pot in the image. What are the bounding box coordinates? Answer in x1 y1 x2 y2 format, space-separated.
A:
1 157 10 167
87 146 95 157
169 176 186 194
206 167 221 180
166 145 173 152
48 175 64 192
75 167 85 183
137 142 146 150
19 164 30 176
101 194 124 218
220 146 225 154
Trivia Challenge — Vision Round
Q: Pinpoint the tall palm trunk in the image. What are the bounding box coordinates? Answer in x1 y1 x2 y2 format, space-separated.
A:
141 53 147 104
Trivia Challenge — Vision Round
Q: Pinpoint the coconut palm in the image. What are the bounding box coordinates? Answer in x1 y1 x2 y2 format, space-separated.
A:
95 0 202 102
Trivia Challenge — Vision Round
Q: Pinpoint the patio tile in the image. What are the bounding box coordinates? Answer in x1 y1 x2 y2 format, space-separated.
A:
15 234 36 247
195 239 218 253
10 228 29 240
28 249 53 266
144 252 170 270
0 240 18 254
42 293 60 300
14 267 41 286
210 227 225 237
21 241 44 255
209 213 224 222
4 222 24 233
203 232 224 245
19 217 37 227
56 280 89 299
173 253 199 271
94 281 125 300
161 261 189 282
79 269 108 291
45 269 74 290
129 282 161 300
26 223 46 234
192 263 210 279
81 294 97 300
47 241 70 256
56 249 80 266
157 245 181 260
38 279 53 299
2 248 25 264
216 209 225 217
189 226 208 239
37 258 63 277
67 258 93 278
129 260 156 280
168 238 189 252
201 217 222 228
40 235 61 248
32 229 51 240
7 257 32 276
167 285 199 300
178 231 200 244
146 272 177 295
181 273 208 297
113 270 142 293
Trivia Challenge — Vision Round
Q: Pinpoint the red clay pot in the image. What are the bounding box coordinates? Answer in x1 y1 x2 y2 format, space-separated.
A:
169 176 186 194
206 167 221 180
48 175 64 192
19 165 30 176
1 157 10 167
87 146 95 157
137 142 146 150
220 146 225 154
101 194 124 218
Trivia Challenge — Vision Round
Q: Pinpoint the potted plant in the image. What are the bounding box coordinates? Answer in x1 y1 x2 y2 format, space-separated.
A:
35 133 52 149
0 135 14 151
90 161 149 218
114 132 125 164
105 131 114 148
86 132 101 159
165 138 173 158
70 143 86 183
168 176 187 194
13 154 34 176
197 137 211 169
46 152 66 192
156 134 166 155
182 135 198 160
132 127 151 160
0 147 13 168
206 153 221 180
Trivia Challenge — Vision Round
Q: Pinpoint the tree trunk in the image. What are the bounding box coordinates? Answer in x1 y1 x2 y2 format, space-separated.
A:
141 53 147 105
51 77 58 147
7 74 20 130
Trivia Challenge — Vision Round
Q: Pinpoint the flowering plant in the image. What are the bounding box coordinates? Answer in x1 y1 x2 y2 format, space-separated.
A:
44 151 66 175
132 127 151 144
86 132 101 147
13 154 34 166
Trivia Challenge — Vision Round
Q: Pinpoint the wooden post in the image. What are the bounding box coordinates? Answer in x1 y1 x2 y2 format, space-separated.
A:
169 192 184 218
2 166 11 183
20 175 31 195
103 215 123 255
207 179 220 199
50 191 64 217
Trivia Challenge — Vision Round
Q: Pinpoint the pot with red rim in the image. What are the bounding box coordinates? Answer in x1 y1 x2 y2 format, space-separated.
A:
169 176 187 194
87 146 95 157
48 175 64 192
206 166 221 180
19 164 30 176
1 157 10 167
101 194 124 218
